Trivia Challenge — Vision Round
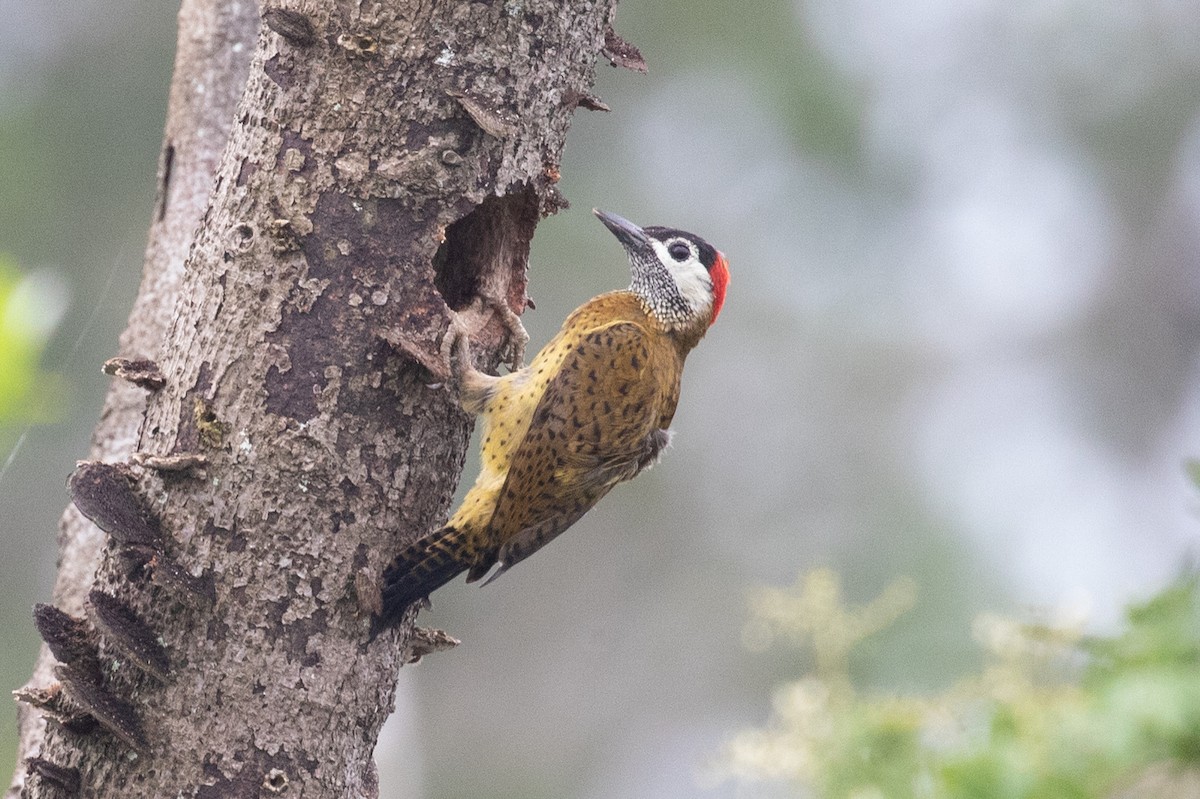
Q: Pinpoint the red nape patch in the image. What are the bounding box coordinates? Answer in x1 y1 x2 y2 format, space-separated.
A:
709 252 730 324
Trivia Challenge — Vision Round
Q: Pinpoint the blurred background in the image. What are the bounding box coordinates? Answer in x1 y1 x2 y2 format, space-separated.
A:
2 1 1199 797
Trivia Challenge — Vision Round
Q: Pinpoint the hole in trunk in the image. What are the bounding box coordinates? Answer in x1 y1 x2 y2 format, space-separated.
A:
433 187 538 312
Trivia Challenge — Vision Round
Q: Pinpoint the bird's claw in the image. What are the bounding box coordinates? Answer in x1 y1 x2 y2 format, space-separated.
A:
434 313 474 392
488 299 528 372
435 293 527 391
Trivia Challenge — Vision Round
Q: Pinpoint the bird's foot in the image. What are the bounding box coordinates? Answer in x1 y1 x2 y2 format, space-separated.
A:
436 312 474 392
479 293 528 372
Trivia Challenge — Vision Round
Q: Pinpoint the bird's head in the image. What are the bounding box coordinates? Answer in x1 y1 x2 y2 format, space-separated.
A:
594 209 729 332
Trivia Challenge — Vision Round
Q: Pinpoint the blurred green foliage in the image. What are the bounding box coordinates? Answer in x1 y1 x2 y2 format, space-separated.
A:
0 255 65 424
720 564 1200 798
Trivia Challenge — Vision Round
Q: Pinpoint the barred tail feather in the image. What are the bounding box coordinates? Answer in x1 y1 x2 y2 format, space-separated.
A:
371 526 470 636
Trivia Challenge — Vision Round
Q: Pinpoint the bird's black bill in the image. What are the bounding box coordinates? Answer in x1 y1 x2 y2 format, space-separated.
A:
593 209 649 249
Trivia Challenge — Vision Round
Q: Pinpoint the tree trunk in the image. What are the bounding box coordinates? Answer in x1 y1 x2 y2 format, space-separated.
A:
11 1 619 796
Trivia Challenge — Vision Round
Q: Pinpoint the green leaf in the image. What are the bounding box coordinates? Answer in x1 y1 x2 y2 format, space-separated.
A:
0 254 67 425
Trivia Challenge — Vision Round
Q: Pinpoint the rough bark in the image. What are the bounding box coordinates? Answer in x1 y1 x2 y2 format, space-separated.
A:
10 0 259 793
11 0 619 796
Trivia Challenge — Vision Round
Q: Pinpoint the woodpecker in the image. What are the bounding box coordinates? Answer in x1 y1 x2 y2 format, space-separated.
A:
373 209 729 631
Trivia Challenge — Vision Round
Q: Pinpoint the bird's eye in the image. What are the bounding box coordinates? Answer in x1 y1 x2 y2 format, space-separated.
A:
667 241 691 262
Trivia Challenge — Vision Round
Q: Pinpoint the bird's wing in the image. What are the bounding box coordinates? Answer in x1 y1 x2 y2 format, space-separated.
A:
472 320 669 580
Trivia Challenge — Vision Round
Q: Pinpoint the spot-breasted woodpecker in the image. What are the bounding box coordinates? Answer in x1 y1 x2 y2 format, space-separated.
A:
373 209 730 630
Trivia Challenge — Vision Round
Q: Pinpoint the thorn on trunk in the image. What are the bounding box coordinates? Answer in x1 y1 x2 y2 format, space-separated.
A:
87 590 171 682
447 89 517 139
562 88 611 112
25 757 82 796
132 451 208 474
13 682 98 734
102 358 166 391
54 665 149 752
68 461 164 550
32 604 101 678
578 94 612 112
602 25 648 73
404 626 460 664
263 7 317 46
378 326 450 382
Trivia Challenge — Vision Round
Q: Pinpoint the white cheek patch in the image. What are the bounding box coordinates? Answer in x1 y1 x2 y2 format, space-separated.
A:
649 239 714 325
673 261 715 320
